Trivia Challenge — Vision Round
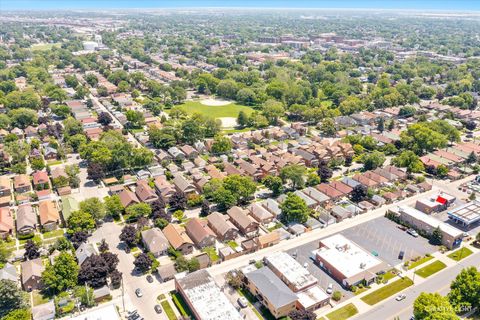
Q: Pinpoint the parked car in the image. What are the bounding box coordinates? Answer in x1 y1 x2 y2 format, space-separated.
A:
135 288 143 297
303 262 308 268
154 305 162 314
398 250 405 260
237 297 248 308
396 294 406 301
146 275 153 283
407 229 419 237
326 283 333 294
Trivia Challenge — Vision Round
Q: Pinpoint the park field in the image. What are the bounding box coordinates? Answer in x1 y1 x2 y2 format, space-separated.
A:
176 100 254 119
30 43 61 51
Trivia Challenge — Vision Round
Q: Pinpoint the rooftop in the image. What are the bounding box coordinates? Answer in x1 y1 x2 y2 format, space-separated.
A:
264 251 317 291
448 200 480 225
395 206 463 237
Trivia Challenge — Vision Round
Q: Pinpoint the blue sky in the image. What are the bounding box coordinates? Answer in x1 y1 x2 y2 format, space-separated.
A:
3 0 480 11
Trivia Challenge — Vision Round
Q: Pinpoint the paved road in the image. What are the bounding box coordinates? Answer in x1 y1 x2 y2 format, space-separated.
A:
353 250 480 320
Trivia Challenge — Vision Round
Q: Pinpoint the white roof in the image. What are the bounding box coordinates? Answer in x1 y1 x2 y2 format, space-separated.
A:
316 234 383 279
265 252 317 291
70 304 120 320
448 200 480 224
397 206 463 237
297 285 329 309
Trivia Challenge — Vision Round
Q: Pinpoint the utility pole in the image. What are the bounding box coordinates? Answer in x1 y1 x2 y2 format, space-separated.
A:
121 274 125 312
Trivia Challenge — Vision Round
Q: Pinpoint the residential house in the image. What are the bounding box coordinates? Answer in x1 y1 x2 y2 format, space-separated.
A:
0 176 11 197
302 187 330 205
185 218 216 249
227 206 259 237
255 232 280 249
21 258 44 291
180 145 199 159
38 200 60 231
316 184 344 200
162 223 194 255
0 207 13 239
0 263 17 282
141 228 169 257
172 174 196 197
248 203 274 224
260 198 282 217
168 147 185 161
135 180 159 204
14 174 31 193
207 212 239 241
75 243 96 266
16 204 36 235
32 300 55 320
329 180 353 195
32 171 50 190
118 189 140 208
153 176 175 202
158 263 176 282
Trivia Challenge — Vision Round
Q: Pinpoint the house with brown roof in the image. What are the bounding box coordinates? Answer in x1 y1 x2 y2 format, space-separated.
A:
248 203 274 224
384 166 407 180
329 180 353 195
0 176 11 197
16 204 36 235
38 200 60 231
363 171 388 185
172 174 196 197
135 180 159 204
32 171 50 190
0 207 13 239
21 258 44 291
180 145 199 159
352 174 378 188
153 176 175 202
14 174 31 193
162 224 194 255
141 228 169 257
118 189 140 208
207 212 239 241
185 218 216 249
227 206 259 238
316 184 343 200
255 232 280 249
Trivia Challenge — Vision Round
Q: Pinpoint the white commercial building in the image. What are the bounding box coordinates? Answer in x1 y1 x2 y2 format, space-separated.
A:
70 304 120 320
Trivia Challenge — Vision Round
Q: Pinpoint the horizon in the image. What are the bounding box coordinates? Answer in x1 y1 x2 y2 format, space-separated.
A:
3 0 480 11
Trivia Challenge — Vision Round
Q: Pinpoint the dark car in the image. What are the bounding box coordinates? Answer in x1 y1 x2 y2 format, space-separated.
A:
146 275 153 283
398 250 405 260
154 305 163 314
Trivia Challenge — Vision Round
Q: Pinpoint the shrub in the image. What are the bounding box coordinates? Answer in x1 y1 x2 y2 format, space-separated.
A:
332 291 342 301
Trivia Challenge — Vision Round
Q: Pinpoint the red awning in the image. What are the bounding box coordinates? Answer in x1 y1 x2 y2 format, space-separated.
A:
436 196 447 205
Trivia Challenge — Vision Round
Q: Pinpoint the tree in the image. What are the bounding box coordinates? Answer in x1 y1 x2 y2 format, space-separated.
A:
169 191 187 211
104 195 124 219
67 210 95 234
125 203 152 221
98 239 109 253
321 118 337 137
350 185 368 203
362 151 386 170
262 100 285 125
317 164 333 182
466 151 477 164
236 88 256 106
414 292 458 320
436 165 449 178
50 104 71 118
448 267 480 311
0 241 10 265
187 257 200 272
2 309 31 320
222 175 257 204
211 135 232 154
0 279 27 317
288 310 316 320
200 200 210 217
8 108 38 128
86 162 105 182
377 118 385 133
212 187 237 211
98 112 112 126
70 231 89 249
280 193 310 224
80 198 106 221
237 110 249 127
262 175 283 196
24 239 40 260
126 110 145 128
78 255 109 288
110 270 122 289
100 252 119 274
306 173 321 187
74 285 95 307
134 253 152 274
392 151 425 173
119 225 138 247
280 164 306 189
42 252 79 294
431 227 443 245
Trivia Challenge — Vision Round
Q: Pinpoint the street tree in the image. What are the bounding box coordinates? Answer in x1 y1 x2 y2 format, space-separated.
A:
119 225 138 247
80 197 106 221
414 292 457 320
42 252 79 294
133 253 152 274
280 193 310 224
448 267 480 311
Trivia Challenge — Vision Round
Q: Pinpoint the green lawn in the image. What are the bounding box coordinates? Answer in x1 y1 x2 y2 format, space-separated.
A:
361 278 414 305
415 260 447 278
32 291 50 306
447 247 473 261
31 43 61 51
176 100 254 119
227 240 238 249
326 303 359 320
171 292 194 318
42 229 64 239
408 255 434 270
160 300 178 320
383 269 398 281
201 246 220 263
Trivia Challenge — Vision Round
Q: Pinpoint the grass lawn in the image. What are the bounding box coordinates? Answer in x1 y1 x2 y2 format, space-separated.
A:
447 247 473 261
171 292 194 318
408 255 434 270
361 277 414 305
42 229 64 239
201 246 219 263
19 234 42 245
415 260 447 278
32 291 50 306
46 159 63 166
31 43 61 51
383 269 399 281
176 100 254 119
160 300 178 320
326 303 359 320
227 240 238 249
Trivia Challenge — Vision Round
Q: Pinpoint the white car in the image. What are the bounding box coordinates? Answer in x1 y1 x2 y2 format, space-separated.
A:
326 283 333 294
396 294 406 301
237 297 248 308
303 262 309 268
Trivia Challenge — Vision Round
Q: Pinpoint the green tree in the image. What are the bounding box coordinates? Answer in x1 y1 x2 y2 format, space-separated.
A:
126 110 145 128
222 175 257 204
74 285 95 307
431 227 443 245
237 111 249 127
0 279 27 317
79 198 106 221
262 100 285 125
448 267 480 311
392 151 425 173
436 165 449 178
280 193 310 224
67 211 96 235
414 292 458 320
211 135 232 154
125 203 152 220
362 151 386 170
321 118 337 137
1 309 31 320
280 164 306 189
8 108 38 128
104 195 124 218
262 175 283 196
212 187 237 211
42 252 79 294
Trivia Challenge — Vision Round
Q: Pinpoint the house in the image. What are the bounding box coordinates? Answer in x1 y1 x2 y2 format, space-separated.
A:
0 176 11 197
135 180 159 203
118 189 140 208
207 212 239 241
168 147 185 161
14 174 31 193
330 205 352 222
32 171 50 190
75 243 96 266
185 218 216 249
245 267 298 318
227 206 259 237
158 263 176 282
248 203 274 224
260 198 282 217
141 228 169 257
180 145 199 159
32 300 55 320
38 200 60 231
154 176 176 202
162 223 194 255
0 263 17 282
0 207 13 239
255 232 280 249
329 180 353 195
303 187 330 205
172 174 197 197
16 204 36 235
60 196 79 222
21 258 44 291
43 146 58 160
93 286 111 303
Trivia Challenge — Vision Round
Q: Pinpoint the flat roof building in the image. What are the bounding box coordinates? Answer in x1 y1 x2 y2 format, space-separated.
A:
264 251 317 292
174 270 243 320
313 234 386 288
447 200 480 227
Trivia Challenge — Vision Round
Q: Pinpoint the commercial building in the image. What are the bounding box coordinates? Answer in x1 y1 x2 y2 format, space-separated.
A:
264 252 317 292
388 206 463 248
415 193 456 214
447 200 480 227
313 234 386 288
174 270 243 320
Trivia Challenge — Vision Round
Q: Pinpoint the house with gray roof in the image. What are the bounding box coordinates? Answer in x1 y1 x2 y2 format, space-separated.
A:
75 243 96 266
245 267 298 318
0 263 17 282
32 300 55 320
141 228 169 257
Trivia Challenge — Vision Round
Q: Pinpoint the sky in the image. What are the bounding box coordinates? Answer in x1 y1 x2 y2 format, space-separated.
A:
2 0 480 11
